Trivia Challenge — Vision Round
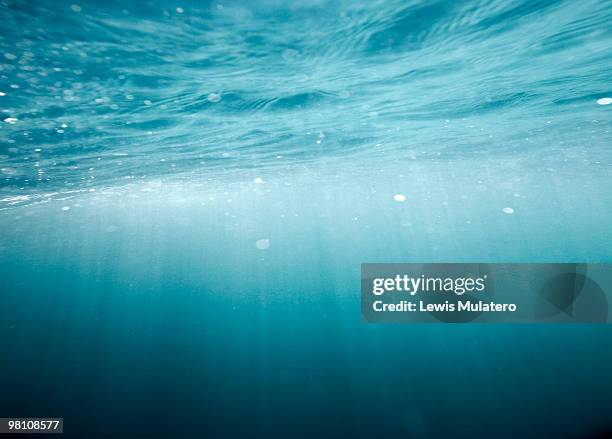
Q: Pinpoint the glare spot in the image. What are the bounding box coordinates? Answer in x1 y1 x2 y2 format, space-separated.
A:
207 93 221 103
0 92 5 96
3 117 18 124
597 97 612 106
4 53 17 60
62 206 70 211
176 7 184 13
393 194 406 202
143 100 153 106
255 239 270 250
502 207 514 214
253 177 263 184
70 4 82 12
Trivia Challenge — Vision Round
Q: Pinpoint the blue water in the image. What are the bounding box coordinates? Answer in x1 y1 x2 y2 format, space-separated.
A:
1 1 612 438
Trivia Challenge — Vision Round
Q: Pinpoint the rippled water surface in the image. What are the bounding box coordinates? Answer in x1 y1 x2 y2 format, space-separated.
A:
1 0 611 200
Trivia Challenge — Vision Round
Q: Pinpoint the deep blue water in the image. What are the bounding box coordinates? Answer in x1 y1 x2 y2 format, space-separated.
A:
1 1 612 438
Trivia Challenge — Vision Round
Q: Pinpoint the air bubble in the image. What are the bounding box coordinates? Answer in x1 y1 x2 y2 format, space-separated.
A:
255 239 270 250
207 93 221 103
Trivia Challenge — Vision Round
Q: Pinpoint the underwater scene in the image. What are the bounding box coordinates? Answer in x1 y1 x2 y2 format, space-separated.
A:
1 0 611 437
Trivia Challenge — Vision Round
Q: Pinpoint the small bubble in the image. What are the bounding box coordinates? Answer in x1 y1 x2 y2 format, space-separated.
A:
393 194 406 202
255 239 270 250
207 93 221 103
176 7 184 13
597 97 612 106
502 207 514 214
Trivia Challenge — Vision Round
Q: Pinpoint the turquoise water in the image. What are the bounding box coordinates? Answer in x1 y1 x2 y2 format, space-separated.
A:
1 1 612 438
